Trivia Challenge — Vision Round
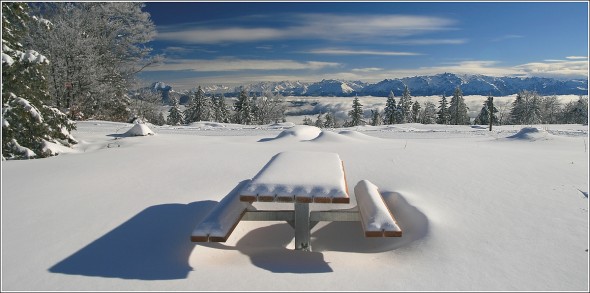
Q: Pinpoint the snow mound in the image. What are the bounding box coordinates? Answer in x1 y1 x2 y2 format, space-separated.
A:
338 130 382 141
308 131 356 143
124 124 155 136
506 127 551 141
311 190 428 253
259 125 321 142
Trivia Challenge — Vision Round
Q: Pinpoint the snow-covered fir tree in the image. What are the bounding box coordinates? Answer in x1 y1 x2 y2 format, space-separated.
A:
252 91 286 124
383 90 397 125
539 95 562 124
510 92 525 124
302 116 313 126
324 112 336 128
213 95 230 123
510 90 541 125
399 85 413 123
370 109 382 126
437 94 450 124
411 100 421 123
166 96 183 125
347 96 364 126
448 87 470 125
562 95 588 124
234 89 253 125
2 2 76 160
474 96 498 126
420 101 437 124
314 112 324 128
184 86 211 123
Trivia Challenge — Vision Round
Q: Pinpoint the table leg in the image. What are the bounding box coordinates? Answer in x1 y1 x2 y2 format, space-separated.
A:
294 202 311 251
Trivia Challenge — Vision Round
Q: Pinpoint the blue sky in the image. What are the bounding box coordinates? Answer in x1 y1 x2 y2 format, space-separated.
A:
139 1 589 89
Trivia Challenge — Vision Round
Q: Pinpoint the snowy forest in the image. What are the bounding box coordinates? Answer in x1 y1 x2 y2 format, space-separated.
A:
1 2 588 160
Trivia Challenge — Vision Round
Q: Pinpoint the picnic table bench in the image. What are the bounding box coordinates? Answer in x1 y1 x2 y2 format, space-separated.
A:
191 151 402 251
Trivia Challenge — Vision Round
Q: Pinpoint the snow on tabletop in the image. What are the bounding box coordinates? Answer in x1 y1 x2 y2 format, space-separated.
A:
354 180 401 234
240 151 348 200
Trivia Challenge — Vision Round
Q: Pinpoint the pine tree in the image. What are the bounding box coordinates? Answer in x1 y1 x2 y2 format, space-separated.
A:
510 90 541 125
314 112 324 128
2 2 76 160
510 92 525 125
398 85 413 123
474 96 498 127
184 86 210 123
348 97 364 126
421 101 437 124
539 95 562 124
411 101 421 123
383 90 397 125
234 89 253 125
449 87 470 125
166 97 183 125
213 95 230 123
437 94 450 124
399 85 413 123
370 109 382 126
302 116 313 126
568 95 588 124
324 112 336 128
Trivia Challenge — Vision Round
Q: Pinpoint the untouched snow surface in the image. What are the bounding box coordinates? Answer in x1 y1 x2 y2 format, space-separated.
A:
1 121 588 291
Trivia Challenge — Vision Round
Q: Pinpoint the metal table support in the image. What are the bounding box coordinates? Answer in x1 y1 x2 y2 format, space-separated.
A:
241 204 360 251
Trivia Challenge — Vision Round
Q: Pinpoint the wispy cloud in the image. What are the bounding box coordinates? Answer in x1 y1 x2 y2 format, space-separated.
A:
305 49 421 56
514 59 588 78
144 58 341 72
351 68 384 73
162 46 217 55
388 38 467 45
156 13 457 44
566 56 588 60
157 28 284 44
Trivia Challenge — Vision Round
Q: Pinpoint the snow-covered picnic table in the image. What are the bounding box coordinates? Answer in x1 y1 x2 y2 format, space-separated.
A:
191 151 402 251
239 151 350 203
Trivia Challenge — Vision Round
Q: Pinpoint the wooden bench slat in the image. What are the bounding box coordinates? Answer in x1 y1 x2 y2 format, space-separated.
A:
354 180 402 238
191 185 251 242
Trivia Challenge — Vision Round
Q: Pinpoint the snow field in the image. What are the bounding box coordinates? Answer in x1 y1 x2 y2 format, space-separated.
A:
1 121 588 291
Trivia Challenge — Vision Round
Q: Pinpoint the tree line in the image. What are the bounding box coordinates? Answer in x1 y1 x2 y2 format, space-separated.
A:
166 88 286 126
305 86 588 128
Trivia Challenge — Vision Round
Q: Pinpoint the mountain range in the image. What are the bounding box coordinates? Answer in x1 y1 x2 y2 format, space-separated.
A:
150 73 588 103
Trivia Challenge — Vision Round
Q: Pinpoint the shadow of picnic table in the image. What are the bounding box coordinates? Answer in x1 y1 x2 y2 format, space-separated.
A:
48 200 216 280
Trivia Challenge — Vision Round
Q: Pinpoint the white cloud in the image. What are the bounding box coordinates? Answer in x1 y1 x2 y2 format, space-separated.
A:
388 38 467 45
144 58 341 72
305 49 421 56
566 56 588 60
156 13 456 44
157 28 284 44
514 60 588 78
351 68 384 73
348 59 588 81
145 58 588 88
